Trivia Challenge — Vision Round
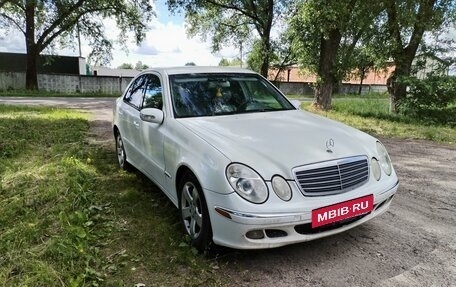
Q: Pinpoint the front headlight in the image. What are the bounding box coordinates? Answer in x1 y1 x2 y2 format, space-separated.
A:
226 163 268 203
376 141 392 176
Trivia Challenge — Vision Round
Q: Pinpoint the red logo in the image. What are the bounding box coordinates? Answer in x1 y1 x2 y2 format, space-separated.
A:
312 195 373 228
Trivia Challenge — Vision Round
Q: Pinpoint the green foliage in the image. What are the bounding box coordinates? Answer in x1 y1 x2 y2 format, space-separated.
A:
218 57 242 67
0 0 154 65
382 0 456 112
397 75 456 125
302 98 456 143
168 0 292 76
289 0 384 82
246 40 266 72
118 63 134 69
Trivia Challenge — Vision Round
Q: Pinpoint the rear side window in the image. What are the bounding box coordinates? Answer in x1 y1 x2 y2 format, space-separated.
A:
124 75 147 109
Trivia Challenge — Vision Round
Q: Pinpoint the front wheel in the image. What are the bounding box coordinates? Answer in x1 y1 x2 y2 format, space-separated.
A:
179 172 212 252
115 131 132 171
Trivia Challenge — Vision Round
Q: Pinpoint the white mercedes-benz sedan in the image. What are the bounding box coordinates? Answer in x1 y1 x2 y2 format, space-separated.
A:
112 66 399 251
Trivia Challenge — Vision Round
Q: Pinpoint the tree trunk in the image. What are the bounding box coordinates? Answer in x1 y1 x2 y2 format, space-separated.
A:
25 0 38 90
260 54 270 78
358 68 366 95
387 63 410 113
314 30 342 110
25 45 39 90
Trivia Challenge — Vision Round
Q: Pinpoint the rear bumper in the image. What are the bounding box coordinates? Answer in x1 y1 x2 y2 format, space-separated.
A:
208 180 398 249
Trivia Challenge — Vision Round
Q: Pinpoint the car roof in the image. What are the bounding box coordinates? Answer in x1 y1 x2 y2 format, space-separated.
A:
142 66 258 76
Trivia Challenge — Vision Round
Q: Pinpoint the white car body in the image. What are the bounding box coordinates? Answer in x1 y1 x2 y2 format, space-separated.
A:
112 66 399 250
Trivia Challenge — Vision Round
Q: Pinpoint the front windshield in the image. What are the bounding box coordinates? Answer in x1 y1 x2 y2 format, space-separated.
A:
169 73 294 118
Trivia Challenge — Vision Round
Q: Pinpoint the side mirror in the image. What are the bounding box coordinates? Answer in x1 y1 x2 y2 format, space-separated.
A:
290 100 301 110
140 108 164 124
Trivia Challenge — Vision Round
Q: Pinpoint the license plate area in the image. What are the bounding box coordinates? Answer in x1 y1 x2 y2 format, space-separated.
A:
312 195 374 228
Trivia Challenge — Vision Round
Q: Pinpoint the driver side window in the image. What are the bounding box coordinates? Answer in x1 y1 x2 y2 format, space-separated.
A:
143 74 163 110
124 75 147 109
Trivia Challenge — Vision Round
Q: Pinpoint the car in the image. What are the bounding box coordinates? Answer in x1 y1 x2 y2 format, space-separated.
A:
112 66 399 251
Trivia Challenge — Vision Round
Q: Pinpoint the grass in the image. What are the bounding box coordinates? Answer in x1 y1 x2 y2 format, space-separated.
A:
0 105 225 286
0 90 119 98
301 98 456 144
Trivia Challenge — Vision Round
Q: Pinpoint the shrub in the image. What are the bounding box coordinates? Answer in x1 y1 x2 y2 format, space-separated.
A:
399 75 456 110
398 75 456 126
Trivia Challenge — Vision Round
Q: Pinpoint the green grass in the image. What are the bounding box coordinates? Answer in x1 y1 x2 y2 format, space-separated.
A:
302 98 456 144
0 90 119 98
0 105 225 286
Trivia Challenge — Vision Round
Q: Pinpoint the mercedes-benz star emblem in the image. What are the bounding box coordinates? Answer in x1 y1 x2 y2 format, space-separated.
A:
326 138 335 153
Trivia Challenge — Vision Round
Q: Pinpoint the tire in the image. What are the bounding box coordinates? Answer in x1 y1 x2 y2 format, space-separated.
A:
178 171 212 252
115 131 133 172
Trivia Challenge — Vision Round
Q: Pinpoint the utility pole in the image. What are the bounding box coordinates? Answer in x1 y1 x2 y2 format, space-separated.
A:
240 42 243 68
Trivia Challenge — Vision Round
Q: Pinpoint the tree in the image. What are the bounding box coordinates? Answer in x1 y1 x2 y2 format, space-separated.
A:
218 57 242 66
168 0 292 77
118 63 133 69
0 0 154 90
289 0 384 110
135 61 149 70
383 0 455 113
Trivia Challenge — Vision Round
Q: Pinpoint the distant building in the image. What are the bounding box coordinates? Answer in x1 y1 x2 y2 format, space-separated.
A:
412 54 451 79
0 52 85 75
269 65 394 85
90 66 140 77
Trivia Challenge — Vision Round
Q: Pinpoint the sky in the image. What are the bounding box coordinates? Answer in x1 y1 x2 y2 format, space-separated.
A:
0 0 239 68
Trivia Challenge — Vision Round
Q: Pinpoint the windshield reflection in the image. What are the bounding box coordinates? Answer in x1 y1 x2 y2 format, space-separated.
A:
170 74 294 118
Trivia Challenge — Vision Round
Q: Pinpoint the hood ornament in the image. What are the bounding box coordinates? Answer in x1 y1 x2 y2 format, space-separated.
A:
326 138 335 153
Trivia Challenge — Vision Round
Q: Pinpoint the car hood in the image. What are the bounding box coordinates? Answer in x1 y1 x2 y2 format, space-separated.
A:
178 110 376 179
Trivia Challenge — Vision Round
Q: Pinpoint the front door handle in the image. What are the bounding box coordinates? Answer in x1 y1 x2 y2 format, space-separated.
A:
133 121 140 127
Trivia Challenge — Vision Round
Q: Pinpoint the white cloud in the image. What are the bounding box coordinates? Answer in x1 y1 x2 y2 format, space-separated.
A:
0 29 25 53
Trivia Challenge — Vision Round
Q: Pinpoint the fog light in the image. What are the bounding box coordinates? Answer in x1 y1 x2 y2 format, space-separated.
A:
272 175 292 201
246 230 265 240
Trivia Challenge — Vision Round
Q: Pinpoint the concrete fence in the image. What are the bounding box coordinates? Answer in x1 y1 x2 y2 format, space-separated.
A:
0 72 134 94
0 72 388 95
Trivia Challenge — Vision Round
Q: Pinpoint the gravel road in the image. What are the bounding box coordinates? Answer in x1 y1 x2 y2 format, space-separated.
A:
2 97 455 287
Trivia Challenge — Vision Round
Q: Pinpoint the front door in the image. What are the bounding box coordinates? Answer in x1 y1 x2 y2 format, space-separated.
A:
137 73 166 188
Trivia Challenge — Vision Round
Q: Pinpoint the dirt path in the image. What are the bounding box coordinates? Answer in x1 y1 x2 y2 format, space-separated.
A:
2 97 455 287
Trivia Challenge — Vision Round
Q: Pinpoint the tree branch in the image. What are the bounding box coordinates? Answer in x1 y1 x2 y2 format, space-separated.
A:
386 0 403 50
37 0 86 49
204 0 261 24
405 0 436 57
0 12 25 35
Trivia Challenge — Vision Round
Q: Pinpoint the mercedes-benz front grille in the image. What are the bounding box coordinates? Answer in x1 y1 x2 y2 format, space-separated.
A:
293 156 369 196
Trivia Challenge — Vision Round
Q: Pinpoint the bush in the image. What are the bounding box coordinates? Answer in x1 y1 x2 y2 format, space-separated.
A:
399 75 456 110
398 75 456 126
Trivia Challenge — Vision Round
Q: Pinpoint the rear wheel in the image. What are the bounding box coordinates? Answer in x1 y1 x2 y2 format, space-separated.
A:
178 171 212 252
115 131 132 171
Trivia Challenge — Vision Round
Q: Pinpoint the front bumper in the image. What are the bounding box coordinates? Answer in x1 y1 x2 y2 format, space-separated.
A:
207 180 399 249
